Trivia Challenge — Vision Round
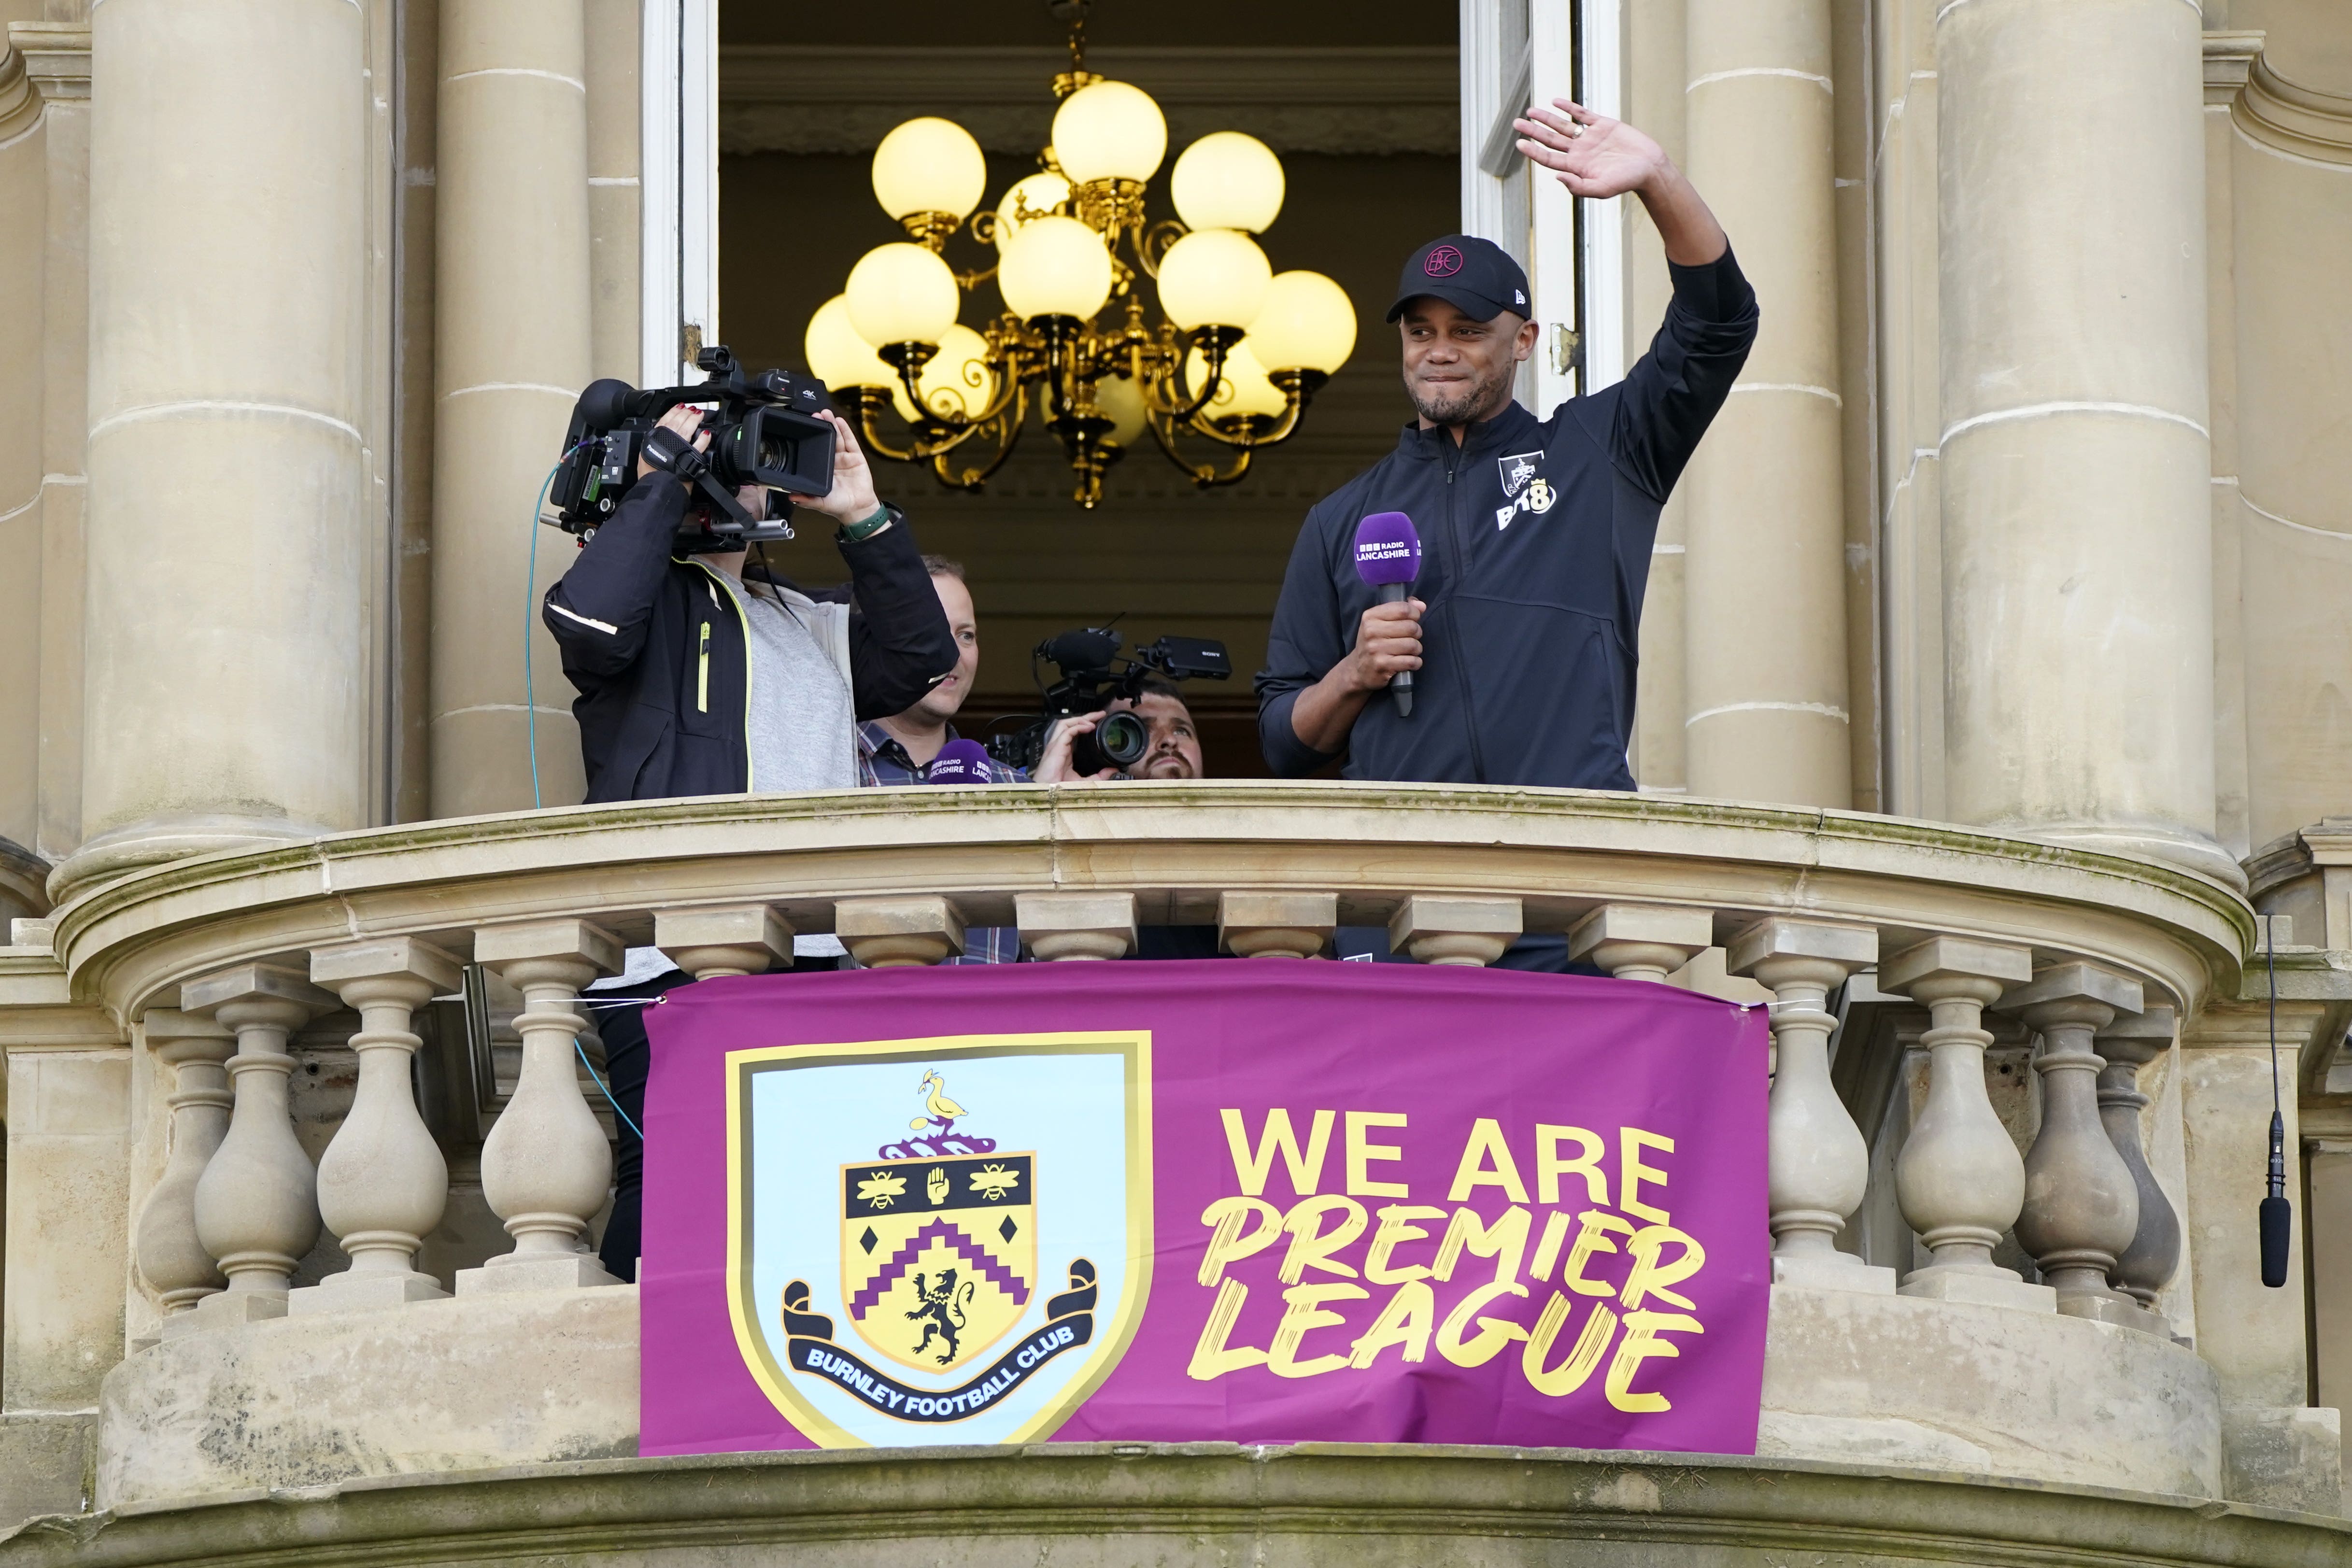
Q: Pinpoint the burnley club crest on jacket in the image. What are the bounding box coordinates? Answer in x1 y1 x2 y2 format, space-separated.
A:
723 1031 1151 1447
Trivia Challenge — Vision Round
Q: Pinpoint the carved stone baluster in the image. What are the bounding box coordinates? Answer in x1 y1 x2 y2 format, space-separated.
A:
1878 936 2053 1311
133 1009 236 1318
2095 1002 2183 1322
837 896 965 968
1728 918 1893 1291
458 919 622 1293
1566 903 1713 982
1389 895 1521 967
1016 892 1136 961
1219 892 1336 960
655 904 793 979
180 964 339 1329
291 937 463 1313
2000 961 2145 1321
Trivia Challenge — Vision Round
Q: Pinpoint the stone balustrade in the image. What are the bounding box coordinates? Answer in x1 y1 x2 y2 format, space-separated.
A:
0 783 2269 1511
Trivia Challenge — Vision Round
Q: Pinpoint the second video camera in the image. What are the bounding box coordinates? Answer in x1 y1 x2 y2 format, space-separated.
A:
548 345 836 554
988 628 1232 776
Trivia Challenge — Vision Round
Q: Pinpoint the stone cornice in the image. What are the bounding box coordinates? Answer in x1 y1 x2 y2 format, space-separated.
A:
2236 53 2352 167
720 44 1459 157
2203 30 2264 107
5 23 90 104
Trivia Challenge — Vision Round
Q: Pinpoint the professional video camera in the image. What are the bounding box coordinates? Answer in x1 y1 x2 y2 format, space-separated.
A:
986 627 1232 776
548 344 836 554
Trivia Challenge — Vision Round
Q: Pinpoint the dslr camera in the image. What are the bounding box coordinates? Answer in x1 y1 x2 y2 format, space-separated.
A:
987 627 1231 776
549 344 836 554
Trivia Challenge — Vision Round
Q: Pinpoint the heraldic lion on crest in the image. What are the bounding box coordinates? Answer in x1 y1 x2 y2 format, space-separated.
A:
906 1269 977 1364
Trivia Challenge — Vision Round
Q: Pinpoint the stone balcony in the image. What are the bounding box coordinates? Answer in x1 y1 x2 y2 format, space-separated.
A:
0 781 2343 1564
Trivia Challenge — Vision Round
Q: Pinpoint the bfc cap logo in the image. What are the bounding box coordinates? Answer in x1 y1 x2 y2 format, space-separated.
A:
1423 245 1465 277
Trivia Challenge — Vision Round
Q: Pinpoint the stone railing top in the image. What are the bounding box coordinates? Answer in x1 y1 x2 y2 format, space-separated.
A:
32 783 2251 1026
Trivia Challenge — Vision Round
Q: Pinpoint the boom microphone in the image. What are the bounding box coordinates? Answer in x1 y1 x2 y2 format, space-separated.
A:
925 738 993 785
1353 510 1422 718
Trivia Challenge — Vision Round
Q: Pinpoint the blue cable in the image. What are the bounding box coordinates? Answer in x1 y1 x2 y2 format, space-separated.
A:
575 1034 644 1141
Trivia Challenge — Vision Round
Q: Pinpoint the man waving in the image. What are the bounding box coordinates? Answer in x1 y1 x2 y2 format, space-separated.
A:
1257 99 1756 796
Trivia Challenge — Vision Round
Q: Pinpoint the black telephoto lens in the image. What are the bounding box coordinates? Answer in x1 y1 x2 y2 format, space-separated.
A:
1072 710 1150 776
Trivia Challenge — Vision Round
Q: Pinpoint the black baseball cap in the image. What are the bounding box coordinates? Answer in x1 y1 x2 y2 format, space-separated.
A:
1385 234 1531 324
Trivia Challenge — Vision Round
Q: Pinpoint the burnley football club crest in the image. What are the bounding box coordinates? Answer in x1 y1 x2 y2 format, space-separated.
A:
724 1032 1151 1446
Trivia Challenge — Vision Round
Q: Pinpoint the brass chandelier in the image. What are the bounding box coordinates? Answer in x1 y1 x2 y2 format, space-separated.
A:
800 10 1357 509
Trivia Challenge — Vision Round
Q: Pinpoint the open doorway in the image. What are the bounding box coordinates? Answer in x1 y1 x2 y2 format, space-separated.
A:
709 0 1459 776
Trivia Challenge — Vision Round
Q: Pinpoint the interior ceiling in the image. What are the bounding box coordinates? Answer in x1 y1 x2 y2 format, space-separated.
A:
715 0 1460 777
721 0 1454 51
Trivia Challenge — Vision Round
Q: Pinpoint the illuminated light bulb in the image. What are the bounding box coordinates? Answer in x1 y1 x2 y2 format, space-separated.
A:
1154 228 1273 333
844 241 960 347
992 171 1072 252
1169 131 1285 233
1242 270 1358 374
871 116 987 222
1050 80 1167 185
997 214 1113 322
892 324 994 422
1184 339 1288 421
803 294 893 390
1093 373 1148 447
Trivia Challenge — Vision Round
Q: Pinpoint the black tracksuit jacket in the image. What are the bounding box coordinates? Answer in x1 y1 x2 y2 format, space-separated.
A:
541 479 956 803
1256 248 1758 789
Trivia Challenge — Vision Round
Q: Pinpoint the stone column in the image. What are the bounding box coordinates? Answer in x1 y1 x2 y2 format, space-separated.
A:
461 918 619 1292
2092 1004 2182 1314
295 937 463 1311
1999 963 2143 1321
1566 903 1711 982
1879 935 2051 1311
1219 892 1336 960
656 905 793 978
430 0 593 816
0 43 43 862
1016 893 1137 962
55 0 372 902
181 963 338 1328
838 896 966 969
1679 0 1850 808
130 1010 235 1315
1934 0 2230 885
1390 895 1521 968
1727 916 1890 1290
2234 55 2352 849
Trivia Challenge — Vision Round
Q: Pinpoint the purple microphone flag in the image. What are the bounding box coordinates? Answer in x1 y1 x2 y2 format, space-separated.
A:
1354 511 1420 586
925 738 993 785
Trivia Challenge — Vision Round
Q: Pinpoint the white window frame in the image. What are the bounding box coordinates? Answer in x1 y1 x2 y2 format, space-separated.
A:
641 0 719 386
1459 0 1626 405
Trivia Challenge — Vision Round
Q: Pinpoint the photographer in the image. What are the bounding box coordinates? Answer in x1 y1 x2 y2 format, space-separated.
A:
1037 675 1204 781
544 400 954 1283
545 403 955 802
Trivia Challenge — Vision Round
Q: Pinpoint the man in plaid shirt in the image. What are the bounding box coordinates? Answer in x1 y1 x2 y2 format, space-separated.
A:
856 556 1024 962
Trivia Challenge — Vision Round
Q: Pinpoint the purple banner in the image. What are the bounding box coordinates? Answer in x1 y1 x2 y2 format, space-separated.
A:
639 961 1768 1455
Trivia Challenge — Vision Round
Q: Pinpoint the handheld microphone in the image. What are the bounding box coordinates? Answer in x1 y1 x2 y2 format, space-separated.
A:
1353 510 1422 718
924 738 993 785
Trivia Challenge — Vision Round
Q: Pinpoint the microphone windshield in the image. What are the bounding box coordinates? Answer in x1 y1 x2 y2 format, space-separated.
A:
925 739 994 785
1354 511 1421 587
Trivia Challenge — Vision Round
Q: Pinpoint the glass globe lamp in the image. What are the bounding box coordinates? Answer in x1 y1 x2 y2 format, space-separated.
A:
992 171 1072 251
1242 270 1358 375
871 117 987 237
803 295 893 390
1050 80 1167 186
997 214 1113 323
1169 132 1285 233
1155 228 1273 334
1186 339 1288 422
1093 373 1149 447
892 324 995 423
844 241 961 349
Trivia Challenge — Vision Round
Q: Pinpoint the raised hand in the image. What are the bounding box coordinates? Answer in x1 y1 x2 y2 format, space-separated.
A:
798 406 883 523
1512 99 1666 200
1513 99 1729 266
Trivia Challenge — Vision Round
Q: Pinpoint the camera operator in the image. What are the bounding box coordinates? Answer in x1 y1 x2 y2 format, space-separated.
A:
1036 675 1204 781
543 399 954 1283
